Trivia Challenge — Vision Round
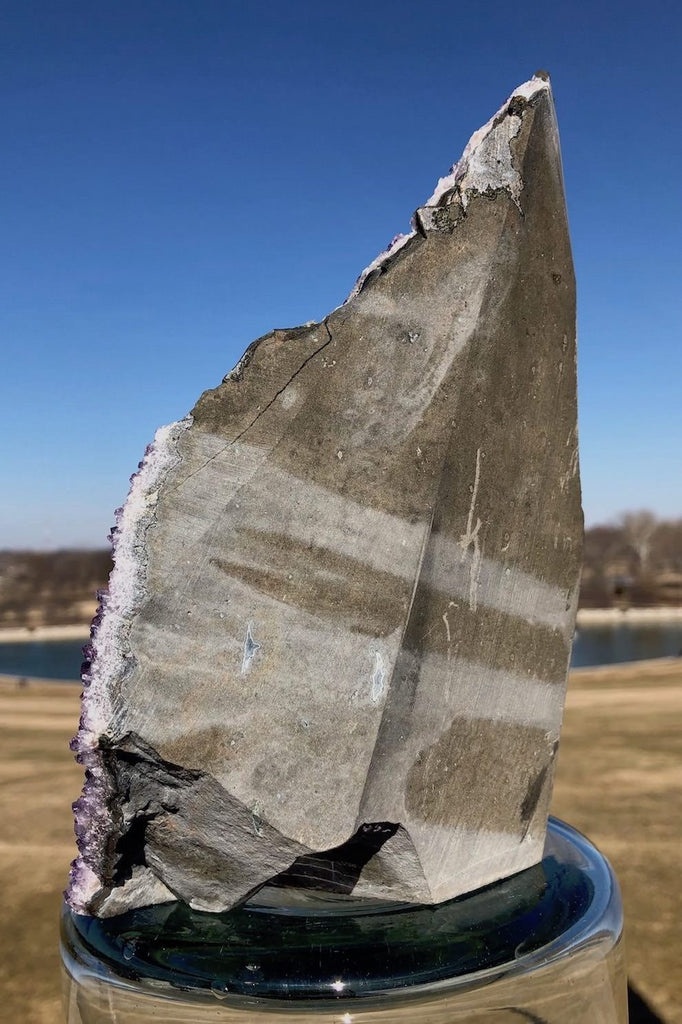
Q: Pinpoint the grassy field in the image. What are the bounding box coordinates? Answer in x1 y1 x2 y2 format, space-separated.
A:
0 660 680 1023
552 659 682 1023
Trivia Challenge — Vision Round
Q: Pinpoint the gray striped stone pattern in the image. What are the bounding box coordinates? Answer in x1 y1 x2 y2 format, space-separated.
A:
70 73 582 917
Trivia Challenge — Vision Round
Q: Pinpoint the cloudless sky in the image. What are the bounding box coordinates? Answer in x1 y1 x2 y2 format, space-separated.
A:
1 0 681 547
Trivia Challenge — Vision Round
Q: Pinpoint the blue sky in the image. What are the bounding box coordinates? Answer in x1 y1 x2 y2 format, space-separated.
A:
1 0 680 547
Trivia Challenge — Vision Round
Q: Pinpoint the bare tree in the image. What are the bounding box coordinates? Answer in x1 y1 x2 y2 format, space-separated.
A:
620 510 658 574
651 518 682 572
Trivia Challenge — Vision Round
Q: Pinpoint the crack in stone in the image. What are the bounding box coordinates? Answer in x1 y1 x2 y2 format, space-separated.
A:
171 319 334 492
499 1010 550 1023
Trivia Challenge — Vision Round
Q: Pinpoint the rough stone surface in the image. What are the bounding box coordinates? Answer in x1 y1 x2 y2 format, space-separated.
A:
69 73 582 916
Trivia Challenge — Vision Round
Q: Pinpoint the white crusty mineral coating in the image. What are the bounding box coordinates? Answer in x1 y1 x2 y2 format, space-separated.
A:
349 74 550 298
422 74 548 208
69 417 192 911
80 418 192 742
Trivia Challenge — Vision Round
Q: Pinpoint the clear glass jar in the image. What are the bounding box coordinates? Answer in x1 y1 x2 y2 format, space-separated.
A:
61 818 627 1023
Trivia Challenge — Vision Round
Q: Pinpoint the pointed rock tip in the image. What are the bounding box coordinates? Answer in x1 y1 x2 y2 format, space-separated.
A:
350 74 552 300
510 74 551 104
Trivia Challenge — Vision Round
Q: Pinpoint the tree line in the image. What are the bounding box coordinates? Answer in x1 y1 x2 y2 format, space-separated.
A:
0 550 112 628
581 512 682 608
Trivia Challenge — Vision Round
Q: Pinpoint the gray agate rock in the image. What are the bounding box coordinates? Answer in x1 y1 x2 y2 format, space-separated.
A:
69 73 582 917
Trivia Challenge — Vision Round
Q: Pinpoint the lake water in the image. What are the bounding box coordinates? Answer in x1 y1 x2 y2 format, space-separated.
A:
0 639 88 681
1 624 682 681
571 622 682 668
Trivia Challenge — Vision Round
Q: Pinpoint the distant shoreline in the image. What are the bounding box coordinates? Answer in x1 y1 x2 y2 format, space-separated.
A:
0 624 90 643
576 607 682 625
0 671 79 687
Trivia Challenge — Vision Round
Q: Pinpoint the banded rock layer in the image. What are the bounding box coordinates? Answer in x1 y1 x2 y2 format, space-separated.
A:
69 73 582 917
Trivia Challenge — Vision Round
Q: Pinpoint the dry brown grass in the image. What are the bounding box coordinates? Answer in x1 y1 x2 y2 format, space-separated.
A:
553 658 682 1023
0 678 82 1024
0 661 680 1022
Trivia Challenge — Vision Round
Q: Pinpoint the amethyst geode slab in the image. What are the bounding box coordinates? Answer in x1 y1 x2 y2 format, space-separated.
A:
69 73 582 917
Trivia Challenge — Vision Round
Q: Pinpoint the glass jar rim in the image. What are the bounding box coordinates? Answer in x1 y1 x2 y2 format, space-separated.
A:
61 817 622 1011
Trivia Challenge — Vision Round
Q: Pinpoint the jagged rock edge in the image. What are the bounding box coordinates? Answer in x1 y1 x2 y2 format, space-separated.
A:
87 732 420 912
68 418 192 912
346 74 549 301
88 732 315 915
220 76 549 388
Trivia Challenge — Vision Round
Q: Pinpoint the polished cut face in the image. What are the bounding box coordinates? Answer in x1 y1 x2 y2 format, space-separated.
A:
69 72 582 919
